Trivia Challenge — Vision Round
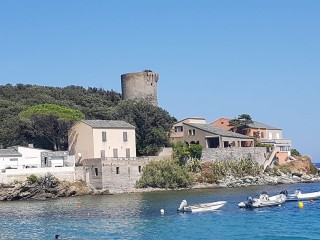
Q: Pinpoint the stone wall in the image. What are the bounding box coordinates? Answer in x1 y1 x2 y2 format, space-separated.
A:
101 158 151 193
201 147 267 166
74 166 85 181
121 71 159 106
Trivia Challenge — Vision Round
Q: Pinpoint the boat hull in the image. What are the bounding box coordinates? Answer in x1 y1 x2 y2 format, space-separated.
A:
179 201 227 213
287 191 320 201
238 194 286 208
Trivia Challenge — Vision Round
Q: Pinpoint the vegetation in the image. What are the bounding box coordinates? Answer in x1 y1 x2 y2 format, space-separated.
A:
228 114 253 135
197 159 262 183
291 148 301 157
112 100 175 156
19 103 84 150
136 158 194 188
0 84 175 155
27 174 38 184
172 142 203 165
26 173 58 187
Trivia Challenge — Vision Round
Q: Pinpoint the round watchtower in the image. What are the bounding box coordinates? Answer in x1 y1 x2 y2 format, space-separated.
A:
121 71 159 106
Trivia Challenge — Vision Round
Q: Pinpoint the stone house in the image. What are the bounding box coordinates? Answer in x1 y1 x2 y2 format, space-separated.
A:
82 157 149 193
68 120 136 164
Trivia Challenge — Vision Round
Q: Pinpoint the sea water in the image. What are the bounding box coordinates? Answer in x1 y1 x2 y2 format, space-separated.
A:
1 182 320 240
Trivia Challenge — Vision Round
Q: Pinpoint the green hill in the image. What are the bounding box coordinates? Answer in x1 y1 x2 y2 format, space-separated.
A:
0 84 176 155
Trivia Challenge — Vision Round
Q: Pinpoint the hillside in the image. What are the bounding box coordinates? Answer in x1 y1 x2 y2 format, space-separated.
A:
0 84 176 155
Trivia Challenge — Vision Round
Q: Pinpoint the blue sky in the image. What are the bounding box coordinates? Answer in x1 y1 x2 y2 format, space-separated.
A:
0 1 319 161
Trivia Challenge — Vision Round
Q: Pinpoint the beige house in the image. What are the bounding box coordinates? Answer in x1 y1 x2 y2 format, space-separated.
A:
68 120 136 163
170 117 206 143
171 118 254 148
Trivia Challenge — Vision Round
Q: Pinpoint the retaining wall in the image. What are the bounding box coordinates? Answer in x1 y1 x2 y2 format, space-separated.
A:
201 147 267 166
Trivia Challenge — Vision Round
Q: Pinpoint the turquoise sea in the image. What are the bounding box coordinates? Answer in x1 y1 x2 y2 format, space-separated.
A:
1 182 320 240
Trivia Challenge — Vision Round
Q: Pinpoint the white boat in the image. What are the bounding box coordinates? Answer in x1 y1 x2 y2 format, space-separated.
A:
177 200 227 213
238 192 287 208
286 189 320 201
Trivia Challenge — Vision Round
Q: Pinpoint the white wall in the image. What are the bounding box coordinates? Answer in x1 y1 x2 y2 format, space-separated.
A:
0 156 22 170
0 167 75 183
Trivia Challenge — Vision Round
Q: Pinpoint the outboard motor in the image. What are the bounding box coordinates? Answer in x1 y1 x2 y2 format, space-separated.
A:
177 200 188 212
294 189 301 195
247 197 253 208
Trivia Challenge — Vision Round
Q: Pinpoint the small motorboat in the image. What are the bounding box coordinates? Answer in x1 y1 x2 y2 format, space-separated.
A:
177 200 227 213
238 192 287 208
286 189 320 201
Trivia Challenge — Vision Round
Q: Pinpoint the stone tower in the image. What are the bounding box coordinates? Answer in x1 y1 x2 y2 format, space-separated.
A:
121 71 159 106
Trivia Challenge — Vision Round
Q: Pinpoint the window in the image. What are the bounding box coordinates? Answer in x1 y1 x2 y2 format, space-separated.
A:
126 148 130 158
113 149 118 158
188 129 196 136
123 132 128 142
174 126 183 132
94 168 99 176
102 131 107 142
116 167 120 174
101 150 105 160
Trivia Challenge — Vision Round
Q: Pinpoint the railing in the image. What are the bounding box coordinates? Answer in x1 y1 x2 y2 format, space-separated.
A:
263 147 280 170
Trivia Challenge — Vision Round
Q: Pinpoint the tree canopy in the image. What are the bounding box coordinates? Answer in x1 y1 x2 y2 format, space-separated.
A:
228 114 253 135
0 84 175 155
19 103 85 151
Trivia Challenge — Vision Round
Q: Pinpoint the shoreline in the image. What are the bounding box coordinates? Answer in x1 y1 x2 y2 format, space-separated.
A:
112 173 320 194
1 173 320 200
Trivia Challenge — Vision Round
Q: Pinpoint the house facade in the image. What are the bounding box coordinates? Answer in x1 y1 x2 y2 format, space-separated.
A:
170 117 206 144
68 120 136 163
211 118 292 165
0 149 22 170
170 118 254 149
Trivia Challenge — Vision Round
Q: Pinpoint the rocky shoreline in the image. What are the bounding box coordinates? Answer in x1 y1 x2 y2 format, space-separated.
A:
1 173 319 200
114 172 320 194
0 180 110 201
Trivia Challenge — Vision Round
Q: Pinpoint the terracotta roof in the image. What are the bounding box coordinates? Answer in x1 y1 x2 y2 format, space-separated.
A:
82 120 135 129
185 123 254 139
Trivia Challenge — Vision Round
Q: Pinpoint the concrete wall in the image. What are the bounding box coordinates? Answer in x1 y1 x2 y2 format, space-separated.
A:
201 147 267 166
68 122 94 162
75 166 85 181
121 71 159 106
0 167 75 184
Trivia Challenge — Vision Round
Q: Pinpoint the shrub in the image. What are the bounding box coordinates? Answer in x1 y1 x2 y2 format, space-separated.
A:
309 163 318 175
136 158 194 188
279 165 292 174
199 159 261 183
27 174 38 184
39 172 58 188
